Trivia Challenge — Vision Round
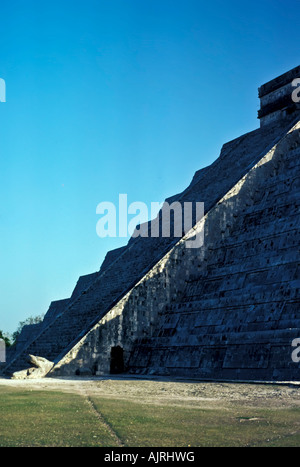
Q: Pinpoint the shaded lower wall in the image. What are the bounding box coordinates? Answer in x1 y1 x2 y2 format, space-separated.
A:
51 123 300 380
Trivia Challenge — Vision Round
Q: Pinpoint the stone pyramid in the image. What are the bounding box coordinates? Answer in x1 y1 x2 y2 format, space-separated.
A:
4 66 300 381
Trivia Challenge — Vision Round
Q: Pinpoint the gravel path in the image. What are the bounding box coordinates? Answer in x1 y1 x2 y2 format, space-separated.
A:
0 376 299 409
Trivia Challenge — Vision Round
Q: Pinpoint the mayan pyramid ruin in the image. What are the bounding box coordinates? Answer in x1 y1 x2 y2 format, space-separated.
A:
3 65 300 381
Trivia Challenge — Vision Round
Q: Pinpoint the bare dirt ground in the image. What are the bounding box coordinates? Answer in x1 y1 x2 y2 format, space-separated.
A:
0 376 299 409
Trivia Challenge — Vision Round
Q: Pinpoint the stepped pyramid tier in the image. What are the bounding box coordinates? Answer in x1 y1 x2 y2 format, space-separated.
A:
3 67 300 381
5 299 70 365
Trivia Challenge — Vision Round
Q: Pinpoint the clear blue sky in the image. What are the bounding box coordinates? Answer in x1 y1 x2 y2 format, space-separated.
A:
0 0 299 334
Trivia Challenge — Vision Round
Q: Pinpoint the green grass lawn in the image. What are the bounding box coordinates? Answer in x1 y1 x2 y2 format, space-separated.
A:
0 386 299 447
0 387 118 447
91 396 300 447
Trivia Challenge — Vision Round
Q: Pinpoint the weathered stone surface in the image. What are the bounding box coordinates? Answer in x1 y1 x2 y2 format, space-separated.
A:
11 369 32 380
75 367 93 377
12 355 53 380
4 66 300 381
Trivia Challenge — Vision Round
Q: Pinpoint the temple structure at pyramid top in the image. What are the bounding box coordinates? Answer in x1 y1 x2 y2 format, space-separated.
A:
258 64 300 127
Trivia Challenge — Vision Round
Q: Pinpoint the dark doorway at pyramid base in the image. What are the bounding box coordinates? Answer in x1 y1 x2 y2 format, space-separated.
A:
110 346 124 374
